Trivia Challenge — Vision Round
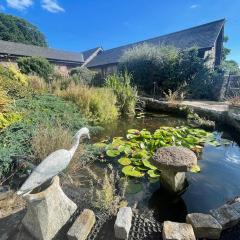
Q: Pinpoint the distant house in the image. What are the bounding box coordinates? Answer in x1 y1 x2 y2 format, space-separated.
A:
0 19 225 75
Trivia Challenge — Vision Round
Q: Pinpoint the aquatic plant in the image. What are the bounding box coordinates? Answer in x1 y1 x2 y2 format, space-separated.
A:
96 127 220 178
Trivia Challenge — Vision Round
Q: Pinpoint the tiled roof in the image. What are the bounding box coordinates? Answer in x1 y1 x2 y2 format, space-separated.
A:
82 47 102 61
0 40 84 63
87 19 225 68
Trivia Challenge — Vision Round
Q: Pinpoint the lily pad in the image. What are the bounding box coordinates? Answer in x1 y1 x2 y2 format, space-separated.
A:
147 169 161 178
142 159 157 170
118 157 131 166
190 165 201 173
106 149 121 157
122 166 144 178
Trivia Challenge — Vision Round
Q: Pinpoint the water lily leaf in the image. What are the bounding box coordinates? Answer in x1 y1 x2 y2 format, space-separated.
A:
106 149 120 157
122 166 144 177
142 159 157 170
140 130 152 139
93 142 107 149
127 129 140 134
147 169 161 178
118 157 131 166
190 165 201 173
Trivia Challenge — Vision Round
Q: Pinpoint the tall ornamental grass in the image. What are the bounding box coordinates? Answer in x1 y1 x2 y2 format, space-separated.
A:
57 83 118 124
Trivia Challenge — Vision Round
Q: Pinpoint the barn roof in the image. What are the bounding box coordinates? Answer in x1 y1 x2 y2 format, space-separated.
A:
82 47 102 61
86 19 225 68
0 40 84 63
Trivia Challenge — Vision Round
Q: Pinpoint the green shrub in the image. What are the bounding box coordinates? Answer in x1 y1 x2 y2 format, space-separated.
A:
70 67 97 85
105 72 137 116
17 56 54 80
0 64 29 98
119 44 221 100
0 94 90 178
57 83 118 124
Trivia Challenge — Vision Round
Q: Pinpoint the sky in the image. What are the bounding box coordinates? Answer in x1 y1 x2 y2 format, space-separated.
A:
0 0 239 63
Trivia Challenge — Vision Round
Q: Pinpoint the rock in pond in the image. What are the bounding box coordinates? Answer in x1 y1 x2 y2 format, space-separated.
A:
186 213 222 239
22 176 77 240
152 146 197 172
152 146 197 193
162 221 196 240
114 207 132 239
67 209 96 240
210 204 240 229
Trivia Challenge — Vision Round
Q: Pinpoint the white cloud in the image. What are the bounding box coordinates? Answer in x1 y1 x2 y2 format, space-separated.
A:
41 0 64 13
190 4 200 9
6 0 33 10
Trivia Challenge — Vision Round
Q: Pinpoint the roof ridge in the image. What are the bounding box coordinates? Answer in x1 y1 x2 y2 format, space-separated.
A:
99 19 226 53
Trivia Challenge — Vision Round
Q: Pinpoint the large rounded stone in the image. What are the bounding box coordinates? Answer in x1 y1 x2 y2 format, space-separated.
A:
152 146 197 172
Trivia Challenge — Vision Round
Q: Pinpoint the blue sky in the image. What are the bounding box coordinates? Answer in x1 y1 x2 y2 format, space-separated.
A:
0 0 239 63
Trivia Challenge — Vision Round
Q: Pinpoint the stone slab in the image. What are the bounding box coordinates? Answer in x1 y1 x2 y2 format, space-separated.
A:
67 209 96 240
152 147 197 172
186 213 222 239
162 221 196 240
114 207 132 239
210 204 240 229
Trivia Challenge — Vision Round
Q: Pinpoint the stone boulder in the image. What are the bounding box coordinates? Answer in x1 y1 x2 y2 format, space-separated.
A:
67 209 96 240
162 221 196 240
152 146 197 172
210 204 240 229
186 213 222 239
22 176 77 240
114 207 132 239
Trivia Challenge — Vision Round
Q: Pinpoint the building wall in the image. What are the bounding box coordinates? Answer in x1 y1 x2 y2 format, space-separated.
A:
90 63 118 77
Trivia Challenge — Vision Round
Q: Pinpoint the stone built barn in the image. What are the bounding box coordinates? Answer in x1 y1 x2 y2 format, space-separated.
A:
0 19 225 76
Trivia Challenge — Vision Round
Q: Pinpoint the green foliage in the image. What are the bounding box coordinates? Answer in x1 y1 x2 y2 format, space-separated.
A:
57 84 119 124
0 94 89 179
105 72 137 116
96 127 222 179
17 57 54 80
119 44 222 99
70 67 97 85
0 64 29 98
0 13 47 47
221 60 240 75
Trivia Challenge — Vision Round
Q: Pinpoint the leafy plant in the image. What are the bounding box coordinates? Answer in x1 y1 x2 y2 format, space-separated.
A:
17 56 54 80
105 72 138 116
0 64 29 98
0 94 90 179
70 67 97 85
119 43 223 100
96 127 221 179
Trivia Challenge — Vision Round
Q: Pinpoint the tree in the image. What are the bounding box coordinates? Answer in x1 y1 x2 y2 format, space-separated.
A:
0 13 47 47
221 36 240 74
17 57 54 80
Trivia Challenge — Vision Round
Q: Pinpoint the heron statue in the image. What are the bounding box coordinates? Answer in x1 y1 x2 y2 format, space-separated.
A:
17 127 90 196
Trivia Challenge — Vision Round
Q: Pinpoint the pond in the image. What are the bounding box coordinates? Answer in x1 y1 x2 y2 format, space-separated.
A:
93 112 240 222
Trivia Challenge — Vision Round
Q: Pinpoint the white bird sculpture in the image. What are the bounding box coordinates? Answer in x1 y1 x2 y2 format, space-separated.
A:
17 127 90 196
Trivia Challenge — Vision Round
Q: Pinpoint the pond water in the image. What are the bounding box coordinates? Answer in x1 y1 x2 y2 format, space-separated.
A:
93 113 240 223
